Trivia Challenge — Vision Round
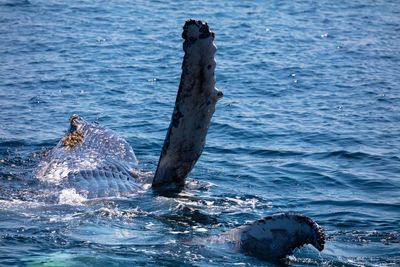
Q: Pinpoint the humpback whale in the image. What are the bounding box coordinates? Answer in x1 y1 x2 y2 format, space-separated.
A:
37 19 325 261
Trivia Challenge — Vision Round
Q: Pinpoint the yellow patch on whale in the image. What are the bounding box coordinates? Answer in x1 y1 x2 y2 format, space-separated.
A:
61 131 84 147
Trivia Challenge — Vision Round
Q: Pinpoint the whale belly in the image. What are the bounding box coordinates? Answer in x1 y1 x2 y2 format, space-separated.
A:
37 115 143 198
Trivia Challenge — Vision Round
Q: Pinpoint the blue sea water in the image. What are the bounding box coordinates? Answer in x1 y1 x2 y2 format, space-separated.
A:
1 0 400 265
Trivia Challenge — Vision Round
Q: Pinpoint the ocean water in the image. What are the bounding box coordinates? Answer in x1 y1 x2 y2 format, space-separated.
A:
1 0 400 265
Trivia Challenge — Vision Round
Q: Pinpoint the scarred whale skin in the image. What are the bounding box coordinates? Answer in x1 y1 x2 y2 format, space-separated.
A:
153 20 223 187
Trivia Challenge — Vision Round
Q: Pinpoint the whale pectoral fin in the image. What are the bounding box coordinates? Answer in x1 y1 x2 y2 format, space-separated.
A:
153 20 222 188
221 213 325 261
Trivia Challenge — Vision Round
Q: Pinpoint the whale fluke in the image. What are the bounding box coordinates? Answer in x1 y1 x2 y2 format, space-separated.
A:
153 20 223 187
212 213 325 261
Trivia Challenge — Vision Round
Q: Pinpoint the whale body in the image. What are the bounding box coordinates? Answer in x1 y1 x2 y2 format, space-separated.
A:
36 20 325 261
37 115 147 198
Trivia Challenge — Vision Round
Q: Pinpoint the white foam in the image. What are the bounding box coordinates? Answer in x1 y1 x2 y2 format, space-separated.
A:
58 188 87 205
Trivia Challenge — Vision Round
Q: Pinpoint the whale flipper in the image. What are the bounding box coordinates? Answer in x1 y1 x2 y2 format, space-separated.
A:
212 213 325 261
153 20 223 187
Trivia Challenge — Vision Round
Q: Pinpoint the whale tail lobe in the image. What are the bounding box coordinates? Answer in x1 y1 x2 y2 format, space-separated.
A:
217 213 325 261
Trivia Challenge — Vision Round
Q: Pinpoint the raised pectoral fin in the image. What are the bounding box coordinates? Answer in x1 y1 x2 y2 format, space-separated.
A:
153 20 221 187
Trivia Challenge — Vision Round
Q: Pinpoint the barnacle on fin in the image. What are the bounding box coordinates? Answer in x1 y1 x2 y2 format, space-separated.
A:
61 131 84 147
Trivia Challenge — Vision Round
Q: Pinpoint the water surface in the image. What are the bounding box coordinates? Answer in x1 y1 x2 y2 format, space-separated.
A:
1 0 400 265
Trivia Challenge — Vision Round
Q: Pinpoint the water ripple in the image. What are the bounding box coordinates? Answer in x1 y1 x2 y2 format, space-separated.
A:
1 0 400 265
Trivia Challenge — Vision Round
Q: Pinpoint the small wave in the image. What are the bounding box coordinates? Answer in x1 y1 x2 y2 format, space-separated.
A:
0 0 30 7
328 230 400 245
207 146 305 157
311 199 400 210
319 150 381 160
